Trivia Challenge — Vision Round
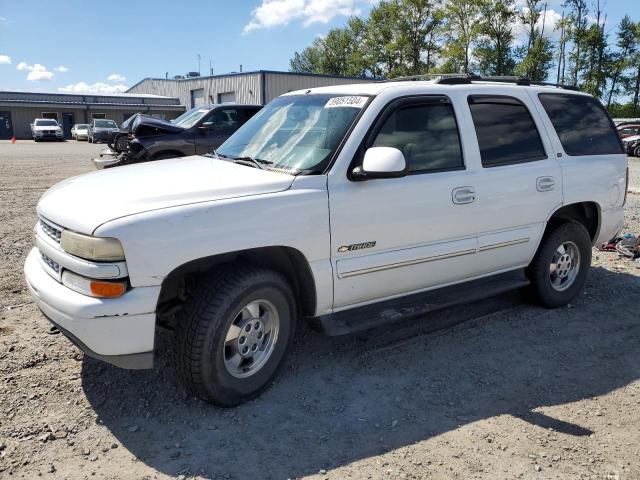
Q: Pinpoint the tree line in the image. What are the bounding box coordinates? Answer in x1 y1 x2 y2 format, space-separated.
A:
289 0 640 116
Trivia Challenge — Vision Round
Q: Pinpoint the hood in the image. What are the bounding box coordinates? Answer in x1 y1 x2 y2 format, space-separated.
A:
125 114 184 136
37 156 295 234
34 125 61 131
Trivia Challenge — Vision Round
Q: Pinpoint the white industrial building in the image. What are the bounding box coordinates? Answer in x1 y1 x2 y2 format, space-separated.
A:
126 70 377 109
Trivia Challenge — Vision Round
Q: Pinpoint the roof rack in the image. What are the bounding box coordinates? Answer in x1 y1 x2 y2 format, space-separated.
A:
387 73 581 91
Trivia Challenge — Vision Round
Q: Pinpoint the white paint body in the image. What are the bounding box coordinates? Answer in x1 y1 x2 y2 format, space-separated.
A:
24 81 627 359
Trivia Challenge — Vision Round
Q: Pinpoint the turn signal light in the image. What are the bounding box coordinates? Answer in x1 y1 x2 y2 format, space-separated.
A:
90 280 126 298
62 270 127 298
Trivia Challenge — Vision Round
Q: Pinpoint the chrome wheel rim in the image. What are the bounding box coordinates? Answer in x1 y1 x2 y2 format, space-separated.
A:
223 299 280 379
549 241 580 292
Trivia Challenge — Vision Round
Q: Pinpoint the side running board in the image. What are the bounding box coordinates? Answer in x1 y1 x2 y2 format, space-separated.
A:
310 270 530 336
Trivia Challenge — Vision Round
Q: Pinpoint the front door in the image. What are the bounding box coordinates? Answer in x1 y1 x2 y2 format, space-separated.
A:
328 95 479 309
195 107 240 155
61 112 74 139
0 111 13 139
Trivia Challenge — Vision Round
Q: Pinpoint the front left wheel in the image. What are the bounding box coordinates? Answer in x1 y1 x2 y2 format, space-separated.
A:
174 264 296 407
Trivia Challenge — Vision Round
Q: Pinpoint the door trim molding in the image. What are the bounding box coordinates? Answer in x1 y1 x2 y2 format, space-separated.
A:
338 248 476 279
478 237 530 252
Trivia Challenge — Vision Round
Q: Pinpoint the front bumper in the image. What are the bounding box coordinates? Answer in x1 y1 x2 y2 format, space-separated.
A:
24 248 160 369
93 155 121 169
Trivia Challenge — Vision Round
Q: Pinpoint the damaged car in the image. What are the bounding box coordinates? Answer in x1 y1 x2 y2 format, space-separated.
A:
93 104 262 169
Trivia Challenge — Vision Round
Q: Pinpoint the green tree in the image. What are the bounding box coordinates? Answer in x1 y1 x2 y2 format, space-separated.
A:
564 0 589 86
475 0 516 76
440 0 483 74
606 16 638 106
514 0 555 81
396 0 444 75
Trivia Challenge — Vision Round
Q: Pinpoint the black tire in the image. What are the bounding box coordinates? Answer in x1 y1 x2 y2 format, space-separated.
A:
524 221 592 308
634 145 640 158
174 264 296 407
88 136 92 143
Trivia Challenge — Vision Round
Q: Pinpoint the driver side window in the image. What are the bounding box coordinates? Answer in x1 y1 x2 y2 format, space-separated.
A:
371 99 464 173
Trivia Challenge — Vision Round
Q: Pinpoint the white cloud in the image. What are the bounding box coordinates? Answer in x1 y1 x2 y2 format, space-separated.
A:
54 66 68 72
512 7 563 46
243 0 362 34
107 73 126 82
0 54 10 64
16 62 54 81
58 82 129 94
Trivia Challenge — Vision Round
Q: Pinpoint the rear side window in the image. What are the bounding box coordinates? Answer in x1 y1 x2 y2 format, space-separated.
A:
538 93 623 156
468 95 546 167
371 98 464 173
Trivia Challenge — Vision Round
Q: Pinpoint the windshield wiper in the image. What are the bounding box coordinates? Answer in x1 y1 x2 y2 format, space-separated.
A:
207 151 274 171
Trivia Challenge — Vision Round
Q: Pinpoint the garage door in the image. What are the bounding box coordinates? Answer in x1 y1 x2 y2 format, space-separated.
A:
191 89 204 108
218 92 236 104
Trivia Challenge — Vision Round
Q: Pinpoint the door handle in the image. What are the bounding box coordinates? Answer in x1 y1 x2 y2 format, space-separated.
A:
537 176 555 192
452 186 476 205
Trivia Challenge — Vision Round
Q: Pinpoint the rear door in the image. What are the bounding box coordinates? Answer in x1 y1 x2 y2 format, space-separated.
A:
461 90 563 274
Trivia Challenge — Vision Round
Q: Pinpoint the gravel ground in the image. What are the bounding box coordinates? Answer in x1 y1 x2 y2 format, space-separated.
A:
1 141 640 480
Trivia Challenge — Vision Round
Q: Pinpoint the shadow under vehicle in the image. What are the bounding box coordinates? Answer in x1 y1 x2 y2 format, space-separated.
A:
93 104 262 169
81 266 640 479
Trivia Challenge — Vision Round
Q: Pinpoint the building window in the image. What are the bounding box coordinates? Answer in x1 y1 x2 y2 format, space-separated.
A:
41 112 59 121
91 113 106 119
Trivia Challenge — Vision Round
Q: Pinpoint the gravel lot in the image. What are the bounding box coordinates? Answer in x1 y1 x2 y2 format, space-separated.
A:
1 140 640 480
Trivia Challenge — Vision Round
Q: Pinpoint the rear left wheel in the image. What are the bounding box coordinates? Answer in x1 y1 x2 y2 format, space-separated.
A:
174 264 296 407
524 221 592 308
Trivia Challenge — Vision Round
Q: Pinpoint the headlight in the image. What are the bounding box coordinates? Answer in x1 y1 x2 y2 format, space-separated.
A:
60 230 125 261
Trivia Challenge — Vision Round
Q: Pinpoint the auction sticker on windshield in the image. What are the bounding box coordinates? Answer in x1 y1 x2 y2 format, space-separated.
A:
325 96 368 108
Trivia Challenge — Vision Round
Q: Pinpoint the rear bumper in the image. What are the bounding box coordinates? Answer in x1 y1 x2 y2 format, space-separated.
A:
24 248 159 369
596 206 625 245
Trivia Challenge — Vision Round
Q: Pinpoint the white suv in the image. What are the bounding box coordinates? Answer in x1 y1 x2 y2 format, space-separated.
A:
24 77 628 406
32 118 64 141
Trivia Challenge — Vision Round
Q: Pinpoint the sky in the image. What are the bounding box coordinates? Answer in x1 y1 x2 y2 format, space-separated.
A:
0 0 635 94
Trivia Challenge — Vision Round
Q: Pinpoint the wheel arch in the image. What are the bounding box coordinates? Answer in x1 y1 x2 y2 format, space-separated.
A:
151 150 186 160
544 201 601 243
155 246 318 330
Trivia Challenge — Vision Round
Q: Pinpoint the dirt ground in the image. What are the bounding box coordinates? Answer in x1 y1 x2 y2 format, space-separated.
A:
1 140 640 480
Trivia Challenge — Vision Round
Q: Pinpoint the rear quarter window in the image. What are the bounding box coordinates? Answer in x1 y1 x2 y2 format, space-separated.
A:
538 93 623 156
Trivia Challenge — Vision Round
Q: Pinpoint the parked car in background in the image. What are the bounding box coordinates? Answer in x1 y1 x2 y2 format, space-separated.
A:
88 119 119 144
31 118 63 142
71 124 90 141
616 123 640 139
621 134 640 156
93 104 262 169
624 136 640 157
26 77 627 406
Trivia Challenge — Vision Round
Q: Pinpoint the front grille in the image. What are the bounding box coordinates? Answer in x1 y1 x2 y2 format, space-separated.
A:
40 251 60 273
39 219 62 244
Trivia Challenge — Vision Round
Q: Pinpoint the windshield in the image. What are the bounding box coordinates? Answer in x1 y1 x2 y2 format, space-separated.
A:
35 120 58 126
76 124 89 128
95 120 117 128
216 94 367 173
172 107 211 129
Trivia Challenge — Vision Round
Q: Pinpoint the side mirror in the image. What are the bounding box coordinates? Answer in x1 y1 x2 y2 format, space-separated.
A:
352 147 408 181
199 121 214 129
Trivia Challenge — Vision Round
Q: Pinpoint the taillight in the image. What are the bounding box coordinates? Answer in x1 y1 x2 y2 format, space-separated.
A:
623 166 629 206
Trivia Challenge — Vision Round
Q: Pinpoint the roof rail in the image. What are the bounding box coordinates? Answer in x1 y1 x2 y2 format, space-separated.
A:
386 73 580 91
